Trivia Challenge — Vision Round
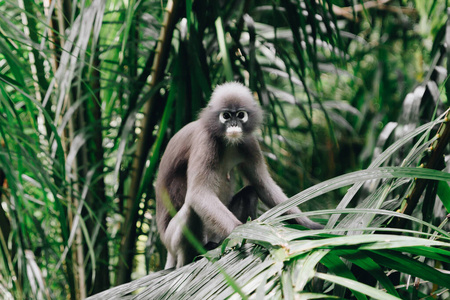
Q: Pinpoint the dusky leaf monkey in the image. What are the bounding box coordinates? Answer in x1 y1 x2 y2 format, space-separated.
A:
156 82 322 268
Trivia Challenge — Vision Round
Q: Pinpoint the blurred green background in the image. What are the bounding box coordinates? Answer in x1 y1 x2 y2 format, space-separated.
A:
0 0 449 299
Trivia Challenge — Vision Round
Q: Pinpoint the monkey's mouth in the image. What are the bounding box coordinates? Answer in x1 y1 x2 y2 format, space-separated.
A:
226 126 243 139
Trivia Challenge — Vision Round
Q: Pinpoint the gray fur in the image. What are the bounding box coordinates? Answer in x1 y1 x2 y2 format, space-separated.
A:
156 82 321 269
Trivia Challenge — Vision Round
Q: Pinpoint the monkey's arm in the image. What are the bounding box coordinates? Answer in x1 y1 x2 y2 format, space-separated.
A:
240 141 323 229
185 186 242 239
185 145 243 239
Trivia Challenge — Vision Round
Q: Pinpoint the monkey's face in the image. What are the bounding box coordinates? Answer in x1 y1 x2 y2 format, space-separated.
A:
200 82 263 144
218 110 249 144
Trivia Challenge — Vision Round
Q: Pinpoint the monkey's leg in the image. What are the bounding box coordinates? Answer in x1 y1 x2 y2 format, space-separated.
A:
228 185 258 223
165 252 176 269
164 204 204 268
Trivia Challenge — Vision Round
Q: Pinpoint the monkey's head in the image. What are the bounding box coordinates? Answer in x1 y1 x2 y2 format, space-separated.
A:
200 82 263 145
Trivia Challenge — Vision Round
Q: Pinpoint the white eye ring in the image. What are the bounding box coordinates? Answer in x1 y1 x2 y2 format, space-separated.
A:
237 111 248 123
219 112 232 123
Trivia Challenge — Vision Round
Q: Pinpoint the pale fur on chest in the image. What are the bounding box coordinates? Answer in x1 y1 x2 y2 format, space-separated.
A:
215 146 245 205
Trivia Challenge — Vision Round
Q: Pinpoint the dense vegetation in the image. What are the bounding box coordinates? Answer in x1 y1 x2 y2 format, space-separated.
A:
0 0 449 299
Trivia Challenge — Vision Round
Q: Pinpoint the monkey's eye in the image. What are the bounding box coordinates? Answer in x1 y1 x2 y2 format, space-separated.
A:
236 111 248 123
219 112 232 123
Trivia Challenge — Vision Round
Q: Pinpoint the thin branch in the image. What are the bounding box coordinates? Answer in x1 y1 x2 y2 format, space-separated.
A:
320 0 416 21
116 0 181 285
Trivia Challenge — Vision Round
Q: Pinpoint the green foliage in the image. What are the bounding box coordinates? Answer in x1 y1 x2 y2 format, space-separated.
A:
0 0 449 299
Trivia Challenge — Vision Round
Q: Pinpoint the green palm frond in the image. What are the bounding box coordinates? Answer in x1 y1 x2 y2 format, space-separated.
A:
88 229 450 299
